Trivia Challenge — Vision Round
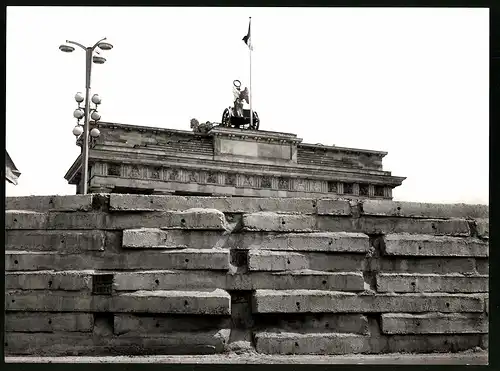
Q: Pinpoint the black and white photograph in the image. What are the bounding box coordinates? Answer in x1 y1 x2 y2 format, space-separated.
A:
5 6 489 365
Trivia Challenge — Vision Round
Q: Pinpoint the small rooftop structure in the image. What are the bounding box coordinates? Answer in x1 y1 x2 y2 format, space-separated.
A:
6 151 21 185
65 122 405 199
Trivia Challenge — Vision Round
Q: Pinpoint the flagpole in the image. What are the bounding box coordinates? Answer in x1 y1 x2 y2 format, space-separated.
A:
249 17 253 129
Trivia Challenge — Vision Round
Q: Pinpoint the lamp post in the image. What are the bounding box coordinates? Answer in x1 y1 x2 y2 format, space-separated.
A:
59 38 113 195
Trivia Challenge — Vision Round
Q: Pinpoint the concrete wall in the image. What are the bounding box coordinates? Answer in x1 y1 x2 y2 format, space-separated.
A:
5 194 489 356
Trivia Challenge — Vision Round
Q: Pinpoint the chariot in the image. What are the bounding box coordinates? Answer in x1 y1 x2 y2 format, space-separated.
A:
220 80 260 130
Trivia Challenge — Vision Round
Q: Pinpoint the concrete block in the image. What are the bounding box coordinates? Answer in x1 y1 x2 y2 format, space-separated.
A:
254 331 368 354
107 208 228 230
256 314 369 334
6 290 97 312
386 334 482 353
110 194 317 214
308 253 366 272
248 250 308 271
383 234 487 257
4 330 230 356
242 212 316 232
381 313 488 334
6 230 107 252
376 273 489 293
111 289 231 315
316 199 352 215
6 270 94 291
6 249 230 271
360 200 489 219
123 228 179 248
246 271 365 291
241 232 369 253
6 195 96 212
475 218 489 239
5 313 94 332
113 314 231 335
375 257 477 274
6 211 48 229
113 270 226 291
481 334 489 349
475 259 488 275
252 290 484 313
360 218 471 236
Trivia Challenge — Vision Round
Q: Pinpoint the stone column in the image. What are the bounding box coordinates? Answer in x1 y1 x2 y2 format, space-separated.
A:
353 183 360 196
368 184 375 197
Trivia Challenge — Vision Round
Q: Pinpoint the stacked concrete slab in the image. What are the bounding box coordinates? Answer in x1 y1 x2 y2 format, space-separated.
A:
5 194 489 355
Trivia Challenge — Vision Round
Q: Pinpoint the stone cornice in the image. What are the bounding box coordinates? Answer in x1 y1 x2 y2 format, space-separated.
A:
209 126 303 144
299 143 388 157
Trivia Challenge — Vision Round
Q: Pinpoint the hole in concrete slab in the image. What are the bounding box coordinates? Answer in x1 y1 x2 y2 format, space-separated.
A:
155 279 159 285
281 220 286 225
328 240 332 245
150 199 154 204
295 342 299 347
14 260 18 264
13 219 17 222
287 260 291 264
312 201 317 208
5 342 8 347
411 282 415 286
185 259 189 263
60 240 65 244
48 319 52 324
48 281 53 287
184 300 189 306
446 303 450 308
155 322 160 328
181 218 186 224
325 323 329 328
431 223 437 230
418 246 422 250
444 340 449 345
322 280 327 285
397 206 401 211
11 299 15 303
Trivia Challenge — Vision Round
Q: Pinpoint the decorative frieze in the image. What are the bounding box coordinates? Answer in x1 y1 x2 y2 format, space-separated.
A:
359 183 369 197
278 177 290 190
108 164 121 177
225 173 236 186
261 176 272 189
343 182 353 195
375 185 385 197
328 181 338 193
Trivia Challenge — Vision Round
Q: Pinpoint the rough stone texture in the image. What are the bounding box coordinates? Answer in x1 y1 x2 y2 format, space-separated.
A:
6 313 94 332
243 212 316 232
248 250 309 271
6 230 107 252
252 290 484 313
254 332 368 355
383 234 487 257
315 199 352 216
385 334 482 354
241 232 369 253
123 228 183 249
381 313 488 334
4 330 230 355
6 195 96 212
6 249 230 271
255 314 369 334
373 257 477 274
360 200 488 219
110 195 318 214
376 273 489 293
6 270 94 291
475 259 488 275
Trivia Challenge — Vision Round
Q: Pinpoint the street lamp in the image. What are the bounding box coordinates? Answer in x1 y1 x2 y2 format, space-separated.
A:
59 37 113 195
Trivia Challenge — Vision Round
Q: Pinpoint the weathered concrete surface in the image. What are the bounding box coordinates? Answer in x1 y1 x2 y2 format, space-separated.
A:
381 313 488 334
122 228 184 249
243 212 316 232
315 199 352 215
6 270 94 291
371 257 477 274
317 216 471 236
6 194 96 212
252 290 484 313
113 314 231 335
241 232 369 253
256 314 369 334
6 289 231 314
6 249 230 271
376 273 489 293
383 234 488 257
254 331 368 354
6 209 228 230
248 250 309 271
475 218 489 239
4 351 489 364
6 230 108 252
385 334 483 354
360 200 488 219
5 313 94 332
4 329 230 355
110 194 318 214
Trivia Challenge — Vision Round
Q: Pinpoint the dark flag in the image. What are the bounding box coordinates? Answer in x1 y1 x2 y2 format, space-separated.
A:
242 17 253 51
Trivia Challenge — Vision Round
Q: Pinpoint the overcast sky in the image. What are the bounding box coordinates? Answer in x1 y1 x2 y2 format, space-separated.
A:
6 7 488 204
